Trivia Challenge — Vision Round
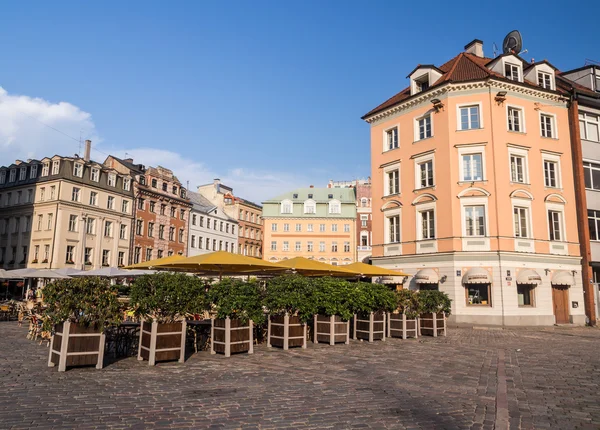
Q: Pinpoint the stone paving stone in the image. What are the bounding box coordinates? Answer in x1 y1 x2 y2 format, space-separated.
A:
1 323 600 428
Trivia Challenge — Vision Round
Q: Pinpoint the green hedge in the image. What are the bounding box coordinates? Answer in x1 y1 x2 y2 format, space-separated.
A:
416 290 452 315
264 274 316 322
208 278 265 325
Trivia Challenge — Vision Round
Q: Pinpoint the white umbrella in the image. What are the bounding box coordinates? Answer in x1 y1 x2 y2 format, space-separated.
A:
53 267 85 277
30 269 72 279
0 269 10 280
72 267 136 278
6 268 39 278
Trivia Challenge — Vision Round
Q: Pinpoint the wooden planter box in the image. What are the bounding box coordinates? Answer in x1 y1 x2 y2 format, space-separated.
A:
353 311 386 342
48 321 106 372
419 312 446 337
211 317 253 357
137 320 187 366
387 312 419 339
267 313 307 350
313 314 349 345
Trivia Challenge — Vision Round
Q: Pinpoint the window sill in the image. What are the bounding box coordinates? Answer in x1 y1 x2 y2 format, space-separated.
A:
413 137 433 144
541 136 558 140
518 305 535 308
466 304 492 307
413 186 435 193
456 127 483 132
507 130 526 135
509 181 531 186
383 193 401 199
382 147 401 154
544 186 563 191
458 180 487 185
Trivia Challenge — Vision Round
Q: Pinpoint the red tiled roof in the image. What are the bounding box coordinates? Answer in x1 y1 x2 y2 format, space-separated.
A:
362 52 564 120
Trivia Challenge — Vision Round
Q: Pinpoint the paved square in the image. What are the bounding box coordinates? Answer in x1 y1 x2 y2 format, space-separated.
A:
1 322 599 429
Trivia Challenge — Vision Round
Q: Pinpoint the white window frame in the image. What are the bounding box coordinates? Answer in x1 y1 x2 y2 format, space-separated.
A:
30 165 37 178
416 203 436 241
383 124 400 151
307 224 313 232
328 199 341 214
283 223 289 232
579 111 600 142
89 191 98 206
542 151 562 189
282 241 289 252
72 187 80 202
123 178 131 191
294 241 301 252
107 196 115 210
537 71 553 90
460 197 489 238
73 163 83 178
384 208 401 244
280 199 293 214
383 162 401 196
90 168 100 182
584 160 600 190
458 144 486 182
41 163 49 177
546 202 566 243
0 170 5 184
413 152 434 190
19 167 26 181
414 113 433 141
331 224 338 232
506 105 526 133
9 169 16 182
107 173 117 187
539 112 557 139
51 160 60 175
303 199 316 214
508 146 530 184
511 198 533 239
270 241 277 251
504 62 522 82
456 103 482 131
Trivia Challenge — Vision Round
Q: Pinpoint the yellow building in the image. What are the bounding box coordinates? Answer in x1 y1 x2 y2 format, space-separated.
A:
262 187 356 266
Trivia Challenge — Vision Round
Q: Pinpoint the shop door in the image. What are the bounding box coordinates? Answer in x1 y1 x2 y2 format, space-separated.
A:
552 286 570 324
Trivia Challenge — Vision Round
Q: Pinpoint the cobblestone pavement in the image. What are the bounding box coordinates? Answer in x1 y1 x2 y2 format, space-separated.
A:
1 323 600 429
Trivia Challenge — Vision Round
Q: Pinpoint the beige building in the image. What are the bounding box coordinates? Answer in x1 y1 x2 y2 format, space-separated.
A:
262 187 357 265
0 141 134 270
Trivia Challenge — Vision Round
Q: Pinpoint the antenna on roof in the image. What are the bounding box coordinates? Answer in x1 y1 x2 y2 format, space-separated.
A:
585 58 600 66
493 43 499 58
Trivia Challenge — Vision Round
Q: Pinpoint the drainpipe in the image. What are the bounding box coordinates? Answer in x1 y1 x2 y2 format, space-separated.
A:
488 85 506 327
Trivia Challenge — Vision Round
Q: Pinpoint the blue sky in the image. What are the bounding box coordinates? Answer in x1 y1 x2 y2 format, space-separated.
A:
0 1 597 202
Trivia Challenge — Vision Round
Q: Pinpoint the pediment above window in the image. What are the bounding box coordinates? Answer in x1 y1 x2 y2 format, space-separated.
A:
509 189 533 200
412 193 437 205
458 187 491 198
544 193 566 204
408 66 444 96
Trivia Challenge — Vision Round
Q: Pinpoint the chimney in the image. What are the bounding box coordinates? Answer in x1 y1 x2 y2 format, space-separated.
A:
464 39 484 58
84 140 91 162
310 185 314 188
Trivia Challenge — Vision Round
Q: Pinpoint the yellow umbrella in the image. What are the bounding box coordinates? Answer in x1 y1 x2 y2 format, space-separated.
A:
124 254 187 270
344 262 410 277
158 251 286 278
274 257 356 277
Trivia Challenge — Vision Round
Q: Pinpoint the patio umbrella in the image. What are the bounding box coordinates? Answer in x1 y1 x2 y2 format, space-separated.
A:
53 267 86 277
159 251 286 279
0 269 10 279
124 254 187 270
344 262 410 278
25 269 72 279
71 267 135 278
6 268 39 279
274 257 357 277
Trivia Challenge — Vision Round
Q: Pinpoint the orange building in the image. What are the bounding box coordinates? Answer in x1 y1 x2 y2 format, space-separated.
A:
363 39 585 326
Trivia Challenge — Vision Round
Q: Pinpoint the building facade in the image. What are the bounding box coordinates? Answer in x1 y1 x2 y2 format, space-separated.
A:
559 65 600 323
0 142 134 270
187 190 238 256
104 157 191 264
328 179 372 263
197 179 263 257
363 39 585 326
262 187 357 265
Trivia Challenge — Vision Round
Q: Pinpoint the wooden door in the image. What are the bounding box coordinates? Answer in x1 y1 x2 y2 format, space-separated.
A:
552 286 570 324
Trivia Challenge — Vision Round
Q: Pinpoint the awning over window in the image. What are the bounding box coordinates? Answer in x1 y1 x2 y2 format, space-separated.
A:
462 267 492 284
551 270 575 287
414 268 439 284
516 269 542 286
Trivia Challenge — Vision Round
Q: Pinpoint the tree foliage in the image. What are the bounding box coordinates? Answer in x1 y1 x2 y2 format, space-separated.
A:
311 277 356 321
395 289 420 319
264 274 316 322
130 272 207 323
208 278 265 325
417 290 452 315
42 277 122 331
351 282 398 314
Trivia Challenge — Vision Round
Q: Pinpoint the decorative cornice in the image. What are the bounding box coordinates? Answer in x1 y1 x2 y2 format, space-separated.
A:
365 86 449 124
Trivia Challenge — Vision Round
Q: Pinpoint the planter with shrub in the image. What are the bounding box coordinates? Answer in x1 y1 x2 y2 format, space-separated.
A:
352 282 396 342
131 272 206 366
44 277 122 371
312 278 354 345
418 290 451 337
264 274 315 350
388 289 420 339
208 278 264 357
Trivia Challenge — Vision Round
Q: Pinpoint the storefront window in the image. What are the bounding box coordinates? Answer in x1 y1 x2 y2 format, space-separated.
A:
466 284 491 306
419 283 438 291
517 284 534 306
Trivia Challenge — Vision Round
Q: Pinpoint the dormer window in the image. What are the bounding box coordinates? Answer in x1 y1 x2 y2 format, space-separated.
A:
281 199 293 214
108 173 116 187
73 163 83 178
538 72 552 89
308 193 313 199
328 194 333 199
51 160 60 175
42 162 49 176
505 63 521 81
9 169 16 182
304 199 316 214
90 167 100 182
293 193 298 198
415 74 429 92
329 200 341 214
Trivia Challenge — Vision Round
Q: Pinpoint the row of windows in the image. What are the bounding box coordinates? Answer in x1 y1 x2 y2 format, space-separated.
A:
138 199 185 219
280 199 341 215
238 208 261 224
579 112 600 142
271 222 351 233
239 243 260 257
133 247 179 264
0 216 32 234
0 189 35 206
584 161 600 191
385 205 566 243
270 240 352 253
0 246 28 264
64 215 128 240
385 149 562 196
135 220 185 242
384 106 558 151
139 176 186 199
191 213 235 234
240 226 261 240
190 235 236 253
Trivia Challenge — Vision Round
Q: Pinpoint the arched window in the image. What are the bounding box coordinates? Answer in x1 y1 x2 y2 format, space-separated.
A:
281 199 293 214
304 199 316 214
328 199 341 214
360 198 368 207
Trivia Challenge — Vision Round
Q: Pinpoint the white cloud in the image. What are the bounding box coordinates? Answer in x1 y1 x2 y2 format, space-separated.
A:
0 86 311 203
0 87 98 160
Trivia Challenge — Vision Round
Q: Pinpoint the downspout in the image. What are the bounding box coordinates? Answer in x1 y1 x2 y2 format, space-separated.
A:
488 85 505 327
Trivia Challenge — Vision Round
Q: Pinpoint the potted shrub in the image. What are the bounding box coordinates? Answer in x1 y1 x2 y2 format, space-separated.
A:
388 289 420 339
352 282 397 342
131 272 206 366
418 290 452 337
264 274 315 350
208 278 264 357
43 277 122 372
312 277 354 345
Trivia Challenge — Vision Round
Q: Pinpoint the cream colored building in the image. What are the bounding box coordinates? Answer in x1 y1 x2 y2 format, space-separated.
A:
0 142 134 270
262 187 357 265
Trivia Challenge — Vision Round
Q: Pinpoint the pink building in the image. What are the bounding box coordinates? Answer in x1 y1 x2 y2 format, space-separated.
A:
363 39 585 326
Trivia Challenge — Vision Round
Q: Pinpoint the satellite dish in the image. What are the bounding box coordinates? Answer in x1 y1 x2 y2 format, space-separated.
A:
502 30 522 55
